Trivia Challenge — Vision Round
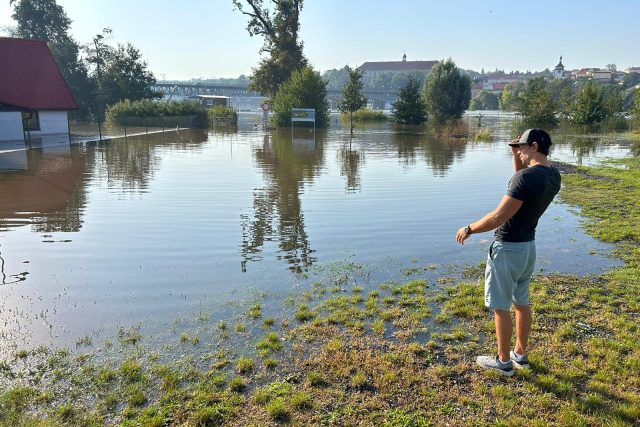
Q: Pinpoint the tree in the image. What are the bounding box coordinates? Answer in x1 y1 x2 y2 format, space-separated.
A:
322 66 350 91
633 90 640 129
233 0 307 97
423 58 471 122
517 76 558 125
100 43 158 108
10 0 94 117
500 82 525 111
337 67 367 134
602 85 624 117
469 90 499 110
271 67 329 127
391 76 427 124
571 80 606 125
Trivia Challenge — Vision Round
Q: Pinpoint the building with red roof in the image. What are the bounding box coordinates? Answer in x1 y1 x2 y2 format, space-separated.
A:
0 37 78 142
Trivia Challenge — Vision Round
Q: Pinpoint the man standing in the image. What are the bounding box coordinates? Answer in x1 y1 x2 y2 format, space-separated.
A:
455 128 561 376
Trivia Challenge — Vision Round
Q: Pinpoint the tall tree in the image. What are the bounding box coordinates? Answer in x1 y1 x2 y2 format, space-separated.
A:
337 67 367 134
101 43 159 107
423 58 471 122
10 0 94 117
571 80 606 125
391 76 427 125
517 76 558 125
233 0 307 97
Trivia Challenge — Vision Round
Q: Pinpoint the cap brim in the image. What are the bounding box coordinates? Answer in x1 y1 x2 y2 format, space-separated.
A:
507 143 520 147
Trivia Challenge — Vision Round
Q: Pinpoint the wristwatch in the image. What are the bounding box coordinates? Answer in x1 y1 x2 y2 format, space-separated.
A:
464 225 472 235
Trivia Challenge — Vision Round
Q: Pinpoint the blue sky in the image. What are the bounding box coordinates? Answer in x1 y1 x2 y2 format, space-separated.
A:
1 0 638 79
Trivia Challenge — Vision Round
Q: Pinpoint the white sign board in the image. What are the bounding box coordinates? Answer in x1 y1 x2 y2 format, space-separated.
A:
291 108 316 123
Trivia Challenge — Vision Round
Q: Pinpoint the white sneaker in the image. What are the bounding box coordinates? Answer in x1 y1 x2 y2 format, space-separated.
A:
476 355 514 376
510 350 530 369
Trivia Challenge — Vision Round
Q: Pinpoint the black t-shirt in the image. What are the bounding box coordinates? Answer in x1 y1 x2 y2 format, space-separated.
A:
494 165 561 242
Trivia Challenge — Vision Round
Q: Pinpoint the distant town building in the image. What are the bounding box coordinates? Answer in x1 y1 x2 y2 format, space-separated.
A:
624 67 640 74
553 56 565 79
0 37 78 143
471 72 525 95
357 54 438 84
592 69 613 83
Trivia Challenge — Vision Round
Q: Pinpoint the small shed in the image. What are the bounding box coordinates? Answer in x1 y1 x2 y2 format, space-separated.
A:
0 37 79 143
188 95 230 108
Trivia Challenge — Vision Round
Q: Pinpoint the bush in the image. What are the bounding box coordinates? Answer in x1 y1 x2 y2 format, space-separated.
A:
474 127 493 142
271 67 330 128
208 106 238 127
342 108 387 122
105 99 208 128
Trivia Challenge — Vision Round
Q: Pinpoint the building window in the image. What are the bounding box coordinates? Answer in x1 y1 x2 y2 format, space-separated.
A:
21 111 40 131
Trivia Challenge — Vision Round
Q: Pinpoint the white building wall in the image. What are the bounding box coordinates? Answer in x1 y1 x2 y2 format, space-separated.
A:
0 112 24 141
33 111 69 134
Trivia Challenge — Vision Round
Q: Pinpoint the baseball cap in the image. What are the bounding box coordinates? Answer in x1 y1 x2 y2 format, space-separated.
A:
508 128 552 151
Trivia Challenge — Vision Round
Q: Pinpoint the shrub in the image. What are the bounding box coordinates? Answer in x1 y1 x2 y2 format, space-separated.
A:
208 105 238 127
342 108 387 122
105 99 208 128
271 67 330 127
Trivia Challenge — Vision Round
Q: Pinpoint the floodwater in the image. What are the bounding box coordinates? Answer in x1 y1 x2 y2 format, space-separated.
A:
0 113 634 354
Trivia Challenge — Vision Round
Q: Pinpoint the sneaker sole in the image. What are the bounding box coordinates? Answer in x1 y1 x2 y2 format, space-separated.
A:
476 360 515 377
512 361 530 369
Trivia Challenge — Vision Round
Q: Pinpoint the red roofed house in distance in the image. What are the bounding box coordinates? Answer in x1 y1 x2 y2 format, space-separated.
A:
0 37 79 144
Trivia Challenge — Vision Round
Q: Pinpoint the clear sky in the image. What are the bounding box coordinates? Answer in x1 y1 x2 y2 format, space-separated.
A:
1 0 638 80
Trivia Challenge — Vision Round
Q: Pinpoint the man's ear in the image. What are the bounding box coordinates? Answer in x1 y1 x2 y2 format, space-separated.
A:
532 142 539 152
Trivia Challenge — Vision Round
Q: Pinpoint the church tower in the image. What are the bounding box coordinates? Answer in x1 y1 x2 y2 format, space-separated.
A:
553 55 565 79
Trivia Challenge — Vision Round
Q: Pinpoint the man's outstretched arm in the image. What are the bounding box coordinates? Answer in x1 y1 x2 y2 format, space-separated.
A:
456 196 523 244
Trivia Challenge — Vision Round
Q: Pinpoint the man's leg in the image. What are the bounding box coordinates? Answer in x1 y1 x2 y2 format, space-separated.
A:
513 304 531 355
494 309 512 362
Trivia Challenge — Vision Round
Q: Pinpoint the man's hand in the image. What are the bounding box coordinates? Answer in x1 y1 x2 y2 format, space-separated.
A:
456 226 470 245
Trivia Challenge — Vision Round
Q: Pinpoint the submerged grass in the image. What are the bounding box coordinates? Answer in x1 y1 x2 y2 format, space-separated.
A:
1 159 639 425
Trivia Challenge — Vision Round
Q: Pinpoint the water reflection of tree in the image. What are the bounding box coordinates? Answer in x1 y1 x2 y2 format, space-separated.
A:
93 130 207 191
241 129 325 273
393 128 468 176
568 136 599 165
0 130 208 233
338 139 364 192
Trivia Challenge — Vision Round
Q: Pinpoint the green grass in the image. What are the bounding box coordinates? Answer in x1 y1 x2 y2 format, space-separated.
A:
341 108 388 122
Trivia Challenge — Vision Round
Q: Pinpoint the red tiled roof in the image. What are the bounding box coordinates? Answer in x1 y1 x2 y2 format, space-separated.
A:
0 37 78 110
358 60 438 72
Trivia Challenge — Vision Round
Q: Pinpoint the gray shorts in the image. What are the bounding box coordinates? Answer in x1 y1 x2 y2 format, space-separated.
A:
484 240 536 311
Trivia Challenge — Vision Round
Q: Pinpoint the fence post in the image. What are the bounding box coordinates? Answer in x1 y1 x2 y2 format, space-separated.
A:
145 116 148 135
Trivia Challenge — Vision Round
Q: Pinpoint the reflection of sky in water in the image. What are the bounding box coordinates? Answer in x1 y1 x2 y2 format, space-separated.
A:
0 117 628 354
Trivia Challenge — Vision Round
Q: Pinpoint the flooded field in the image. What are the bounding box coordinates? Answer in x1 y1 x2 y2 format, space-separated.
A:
0 113 635 355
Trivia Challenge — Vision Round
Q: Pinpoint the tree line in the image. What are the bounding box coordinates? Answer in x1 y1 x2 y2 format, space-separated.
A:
498 76 640 127
8 0 159 122
232 1 471 129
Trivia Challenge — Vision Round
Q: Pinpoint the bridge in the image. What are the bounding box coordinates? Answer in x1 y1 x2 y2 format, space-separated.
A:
152 83 399 110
